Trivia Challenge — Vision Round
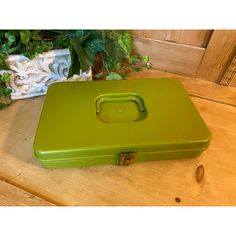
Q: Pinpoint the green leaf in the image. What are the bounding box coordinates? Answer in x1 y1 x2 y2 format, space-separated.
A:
8 30 19 37
56 33 70 48
0 53 8 70
1 73 11 82
5 32 16 45
20 30 32 44
87 37 104 53
102 37 125 73
0 87 5 96
0 31 5 37
77 31 91 44
106 72 123 80
3 88 12 96
95 72 103 79
142 55 149 63
34 46 44 57
70 38 96 72
129 55 140 64
84 31 104 53
0 87 12 97
68 44 81 78
105 38 125 61
115 62 121 70
42 41 53 51
26 41 53 59
8 47 18 54
1 43 11 54
117 32 132 58
31 30 42 41
0 103 5 110
75 30 85 38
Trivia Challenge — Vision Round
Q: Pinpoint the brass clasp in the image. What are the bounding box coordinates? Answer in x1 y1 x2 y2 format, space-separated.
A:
119 152 136 166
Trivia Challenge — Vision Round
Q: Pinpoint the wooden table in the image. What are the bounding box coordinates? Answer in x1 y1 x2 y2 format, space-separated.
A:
1 69 236 206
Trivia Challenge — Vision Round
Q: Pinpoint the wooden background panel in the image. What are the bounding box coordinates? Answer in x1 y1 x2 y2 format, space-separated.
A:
132 30 213 47
133 36 205 77
197 30 236 82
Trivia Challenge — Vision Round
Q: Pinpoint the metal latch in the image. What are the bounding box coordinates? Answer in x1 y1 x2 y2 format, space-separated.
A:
119 152 137 166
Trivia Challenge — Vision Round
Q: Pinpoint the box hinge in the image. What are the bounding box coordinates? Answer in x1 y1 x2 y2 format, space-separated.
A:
119 152 137 166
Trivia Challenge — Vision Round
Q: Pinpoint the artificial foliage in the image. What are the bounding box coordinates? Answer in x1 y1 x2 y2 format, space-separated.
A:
0 30 150 109
0 73 12 109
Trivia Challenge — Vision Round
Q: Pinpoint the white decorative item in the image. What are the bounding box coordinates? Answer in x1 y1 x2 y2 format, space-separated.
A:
1 49 92 100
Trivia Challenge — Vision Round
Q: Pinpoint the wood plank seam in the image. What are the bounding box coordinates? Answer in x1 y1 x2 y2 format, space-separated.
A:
201 30 214 48
0 179 54 206
133 35 206 50
0 176 60 206
188 94 236 107
132 30 213 47
193 30 215 72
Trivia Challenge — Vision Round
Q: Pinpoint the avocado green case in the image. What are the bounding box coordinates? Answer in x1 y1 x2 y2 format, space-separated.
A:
33 78 211 168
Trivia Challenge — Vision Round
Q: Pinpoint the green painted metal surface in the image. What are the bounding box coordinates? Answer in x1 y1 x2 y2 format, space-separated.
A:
33 78 211 168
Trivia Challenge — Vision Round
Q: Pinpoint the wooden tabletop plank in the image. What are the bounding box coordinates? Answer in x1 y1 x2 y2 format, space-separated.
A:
0 179 54 206
0 70 236 205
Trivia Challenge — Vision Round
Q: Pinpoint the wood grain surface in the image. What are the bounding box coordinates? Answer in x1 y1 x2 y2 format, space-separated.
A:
129 68 236 106
0 69 236 206
229 73 236 87
197 30 236 82
132 30 213 47
219 54 236 87
133 36 205 77
0 179 54 206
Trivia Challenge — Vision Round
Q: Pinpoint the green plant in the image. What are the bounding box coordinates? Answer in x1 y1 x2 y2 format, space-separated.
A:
0 73 12 109
0 30 55 109
47 30 150 79
0 30 150 110
57 30 150 80
1 30 149 77
99 30 150 80
0 30 53 69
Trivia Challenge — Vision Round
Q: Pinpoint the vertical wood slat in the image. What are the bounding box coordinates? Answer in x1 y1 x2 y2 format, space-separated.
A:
229 73 236 87
196 30 236 82
219 54 236 86
132 30 213 47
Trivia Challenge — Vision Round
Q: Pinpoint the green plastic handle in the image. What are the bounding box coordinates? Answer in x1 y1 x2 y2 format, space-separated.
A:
96 95 145 114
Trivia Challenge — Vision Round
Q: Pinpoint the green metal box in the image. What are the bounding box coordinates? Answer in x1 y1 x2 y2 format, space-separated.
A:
33 78 211 168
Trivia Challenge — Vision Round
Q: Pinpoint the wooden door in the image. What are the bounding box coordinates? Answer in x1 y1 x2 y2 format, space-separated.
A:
132 30 236 85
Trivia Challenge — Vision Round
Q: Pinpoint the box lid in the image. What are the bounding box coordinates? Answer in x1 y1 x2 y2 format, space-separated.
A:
33 78 211 161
